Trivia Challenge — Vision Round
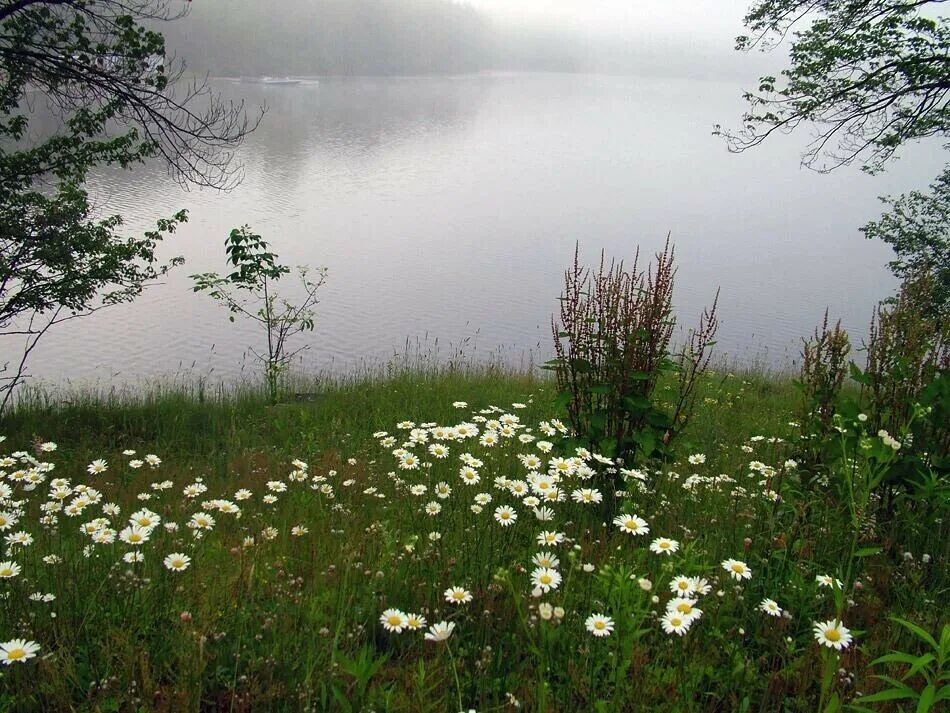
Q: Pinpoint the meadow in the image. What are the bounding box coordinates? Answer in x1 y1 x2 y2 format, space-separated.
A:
0 366 945 712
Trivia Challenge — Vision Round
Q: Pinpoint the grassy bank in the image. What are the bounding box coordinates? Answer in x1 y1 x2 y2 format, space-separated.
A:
0 368 945 711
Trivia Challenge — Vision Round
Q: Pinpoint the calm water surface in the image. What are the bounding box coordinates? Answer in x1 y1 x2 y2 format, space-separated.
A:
9 74 945 388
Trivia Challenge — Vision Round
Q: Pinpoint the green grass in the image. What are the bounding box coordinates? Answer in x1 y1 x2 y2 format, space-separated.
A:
0 368 945 712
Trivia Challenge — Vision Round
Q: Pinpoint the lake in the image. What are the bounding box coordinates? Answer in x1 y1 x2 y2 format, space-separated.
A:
7 73 944 389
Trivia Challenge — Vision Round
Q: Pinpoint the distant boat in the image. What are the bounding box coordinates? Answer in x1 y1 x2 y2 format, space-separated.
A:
242 76 303 86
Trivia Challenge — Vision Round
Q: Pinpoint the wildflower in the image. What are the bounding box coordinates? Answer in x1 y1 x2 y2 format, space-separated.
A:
479 432 499 447
129 459 144 469
722 558 752 581
536 531 565 546
163 553 192 572
291 526 309 536
687 454 706 465
0 639 40 665
92 529 116 544
650 537 680 555
661 611 692 636
816 574 843 589
0 512 17 531
405 613 427 630
86 459 108 475
759 599 782 617
667 598 703 621
380 608 409 633
813 619 853 650
538 602 554 620
444 586 473 605
428 443 449 459
452 401 468 408
123 551 145 563
530 567 562 593
585 614 614 637
144 454 161 467
189 513 215 531
688 577 712 596
39 442 57 452
118 525 151 546
582 563 596 573
129 508 160 529
528 552 559 572
533 505 557 520
571 487 603 504
4 531 32 547
425 621 456 642
638 577 653 591
613 513 650 536
494 505 517 527
519 454 542 471
0 561 21 578
398 453 420 470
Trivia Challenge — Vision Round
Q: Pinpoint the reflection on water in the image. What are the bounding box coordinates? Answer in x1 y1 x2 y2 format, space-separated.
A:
6 74 944 388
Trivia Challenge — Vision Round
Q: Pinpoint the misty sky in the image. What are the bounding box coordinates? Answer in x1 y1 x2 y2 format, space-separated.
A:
471 0 753 43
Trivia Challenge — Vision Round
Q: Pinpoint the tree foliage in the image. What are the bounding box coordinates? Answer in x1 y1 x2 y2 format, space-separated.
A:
0 0 259 410
718 0 950 174
862 164 950 312
192 227 327 404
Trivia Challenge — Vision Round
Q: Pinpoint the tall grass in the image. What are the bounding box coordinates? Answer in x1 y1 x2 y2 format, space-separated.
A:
0 369 945 711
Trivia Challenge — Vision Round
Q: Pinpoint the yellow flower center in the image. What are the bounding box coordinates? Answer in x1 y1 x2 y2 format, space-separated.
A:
676 602 692 614
6 648 25 660
594 621 605 630
671 617 683 627
540 575 552 585
0 569 11 577
731 564 744 573
130 534 142 542
387 616 402 626
825 629 841 642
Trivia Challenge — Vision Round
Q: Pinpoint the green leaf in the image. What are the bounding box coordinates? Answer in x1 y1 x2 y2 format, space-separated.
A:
825 692 841 713
855 546 882 557
917 685 937 713
871 652 920 667
849 361 869 385
856 688 916 704
891 617 939 652
570 358 593 374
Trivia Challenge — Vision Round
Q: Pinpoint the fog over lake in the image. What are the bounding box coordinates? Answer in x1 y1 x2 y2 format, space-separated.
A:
8 74 944 387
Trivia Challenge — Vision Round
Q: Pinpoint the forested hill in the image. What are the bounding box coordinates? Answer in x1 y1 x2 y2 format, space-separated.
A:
161 0 581 76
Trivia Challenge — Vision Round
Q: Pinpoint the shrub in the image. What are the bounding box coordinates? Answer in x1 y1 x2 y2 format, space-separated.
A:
545 240 718 470
796 310 851 463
